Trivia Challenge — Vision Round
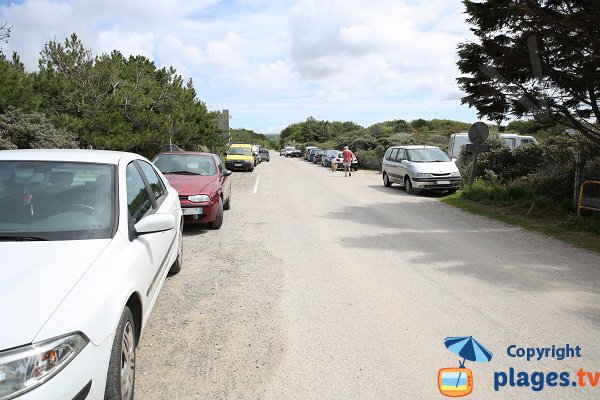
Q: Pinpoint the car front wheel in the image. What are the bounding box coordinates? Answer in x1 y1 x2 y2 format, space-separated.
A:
383 172 392 187
209 198 224 229
404 176 418 194
105 307 136 400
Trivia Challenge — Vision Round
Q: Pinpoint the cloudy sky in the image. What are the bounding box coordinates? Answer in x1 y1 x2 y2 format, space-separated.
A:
0 0 477 133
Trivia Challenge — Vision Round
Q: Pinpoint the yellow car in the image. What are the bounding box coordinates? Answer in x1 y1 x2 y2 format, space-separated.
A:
225 143 255 172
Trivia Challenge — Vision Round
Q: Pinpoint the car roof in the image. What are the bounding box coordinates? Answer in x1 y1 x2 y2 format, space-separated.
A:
157 151 214 157
390 145 440 149
0 149 139 164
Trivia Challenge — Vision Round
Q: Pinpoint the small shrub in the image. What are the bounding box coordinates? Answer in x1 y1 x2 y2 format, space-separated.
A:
355 147 386 170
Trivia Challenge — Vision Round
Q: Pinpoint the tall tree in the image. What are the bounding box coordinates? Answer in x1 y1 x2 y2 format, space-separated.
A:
35 35 222 157
457 0 600 145
0 52 38 113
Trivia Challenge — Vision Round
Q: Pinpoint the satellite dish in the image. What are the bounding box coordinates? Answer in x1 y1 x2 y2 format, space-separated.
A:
468 122 489 145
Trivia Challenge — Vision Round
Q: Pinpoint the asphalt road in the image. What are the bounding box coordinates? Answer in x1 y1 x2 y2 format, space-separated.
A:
136 152 600 400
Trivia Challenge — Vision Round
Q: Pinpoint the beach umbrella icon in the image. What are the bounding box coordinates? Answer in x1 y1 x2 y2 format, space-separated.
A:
444 336 493 388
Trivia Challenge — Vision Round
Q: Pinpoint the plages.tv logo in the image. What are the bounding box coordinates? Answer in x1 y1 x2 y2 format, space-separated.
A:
438 336 493 397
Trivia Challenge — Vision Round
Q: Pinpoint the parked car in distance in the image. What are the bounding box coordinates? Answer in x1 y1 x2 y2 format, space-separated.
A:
225 143 255 171
153 152 232 228
280 148 286 156
382 145 461 194
0 149 183 400
304 146 317 160
284 146 296 157
292 148 303 158
321 149 339 167
259 148 270 162
312 149 325 164
332 151 358 171
448 132 539 159
307 148 321 163
252 144 261 164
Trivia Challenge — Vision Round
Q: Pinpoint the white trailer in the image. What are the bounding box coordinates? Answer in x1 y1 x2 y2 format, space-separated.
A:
448 132 539 159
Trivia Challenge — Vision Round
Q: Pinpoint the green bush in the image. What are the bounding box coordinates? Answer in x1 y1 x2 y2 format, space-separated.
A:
355 146 386 170
461 178 545 207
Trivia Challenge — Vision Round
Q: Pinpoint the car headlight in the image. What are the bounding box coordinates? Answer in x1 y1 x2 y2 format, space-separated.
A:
0 333 88 399
187 194 210 203
414 173 431 178
450 171 461 177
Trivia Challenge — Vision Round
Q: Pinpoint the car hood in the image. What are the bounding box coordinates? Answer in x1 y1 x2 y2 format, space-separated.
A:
409 161 459 174
164 173 215 196
0 240 110 350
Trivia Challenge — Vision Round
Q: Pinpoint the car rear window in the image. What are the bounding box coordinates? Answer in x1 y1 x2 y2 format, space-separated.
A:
154 154 217 176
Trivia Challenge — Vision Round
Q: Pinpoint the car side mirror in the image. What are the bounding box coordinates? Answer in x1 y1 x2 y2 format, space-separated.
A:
222 169 232 177
132 213 175 240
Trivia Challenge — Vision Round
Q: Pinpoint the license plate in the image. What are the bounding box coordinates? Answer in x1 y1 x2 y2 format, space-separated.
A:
437 180 451 184
182 207 203 215
234 163 242 167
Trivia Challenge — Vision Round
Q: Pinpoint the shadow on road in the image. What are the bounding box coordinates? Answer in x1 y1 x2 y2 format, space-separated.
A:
320 201 600 327
366 184 453 198
183 224 210 236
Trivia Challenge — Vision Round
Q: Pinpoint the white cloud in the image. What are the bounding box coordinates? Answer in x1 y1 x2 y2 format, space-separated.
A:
205 31 244 69
98 30 155 59
0 0 477 133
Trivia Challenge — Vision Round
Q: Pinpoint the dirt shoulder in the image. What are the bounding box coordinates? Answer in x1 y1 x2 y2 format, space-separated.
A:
441 195 600 253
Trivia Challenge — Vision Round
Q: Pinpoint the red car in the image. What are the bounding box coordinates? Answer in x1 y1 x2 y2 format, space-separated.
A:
153 152 232 228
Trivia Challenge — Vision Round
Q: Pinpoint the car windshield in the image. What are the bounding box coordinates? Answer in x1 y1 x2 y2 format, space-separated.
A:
0 161 116 240
154 154 217 175
228 147 251 156
406 148 451 162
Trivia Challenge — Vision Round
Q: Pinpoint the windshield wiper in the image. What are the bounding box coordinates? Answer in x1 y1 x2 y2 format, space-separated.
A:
0 235 48 241
167 171 202 175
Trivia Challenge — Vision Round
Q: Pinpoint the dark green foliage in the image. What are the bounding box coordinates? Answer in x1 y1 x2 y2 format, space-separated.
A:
354 146 387 170
505 119 545 135
477 145 545 183
280 117 363 147
1 33 224 158
0 53 39 113
0 107 78 149
279 117 472 163
457 0 600 145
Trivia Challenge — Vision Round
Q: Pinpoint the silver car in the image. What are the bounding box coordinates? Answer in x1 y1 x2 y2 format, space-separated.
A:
381 145 461 194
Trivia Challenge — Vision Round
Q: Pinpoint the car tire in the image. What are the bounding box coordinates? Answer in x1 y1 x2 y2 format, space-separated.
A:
169 221 183 275
447 188 457 194
209 198 224 229
104 307 136 400
383 172 392 187
404 176 418 194
248 167 254 172
223 192 231 210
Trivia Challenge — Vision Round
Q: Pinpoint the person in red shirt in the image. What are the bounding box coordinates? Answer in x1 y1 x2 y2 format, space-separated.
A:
342 146 354 177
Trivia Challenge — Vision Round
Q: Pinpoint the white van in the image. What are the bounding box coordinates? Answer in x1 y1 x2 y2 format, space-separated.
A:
448 132 539 159
381 145 461 194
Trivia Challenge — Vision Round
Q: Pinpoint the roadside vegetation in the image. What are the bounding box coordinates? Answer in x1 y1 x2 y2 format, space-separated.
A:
0 34 223 159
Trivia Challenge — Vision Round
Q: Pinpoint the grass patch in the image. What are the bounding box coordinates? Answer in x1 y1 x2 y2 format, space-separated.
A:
442 193 600 253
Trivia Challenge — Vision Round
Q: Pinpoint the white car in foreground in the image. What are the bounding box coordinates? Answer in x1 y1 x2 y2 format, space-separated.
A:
0 149 183 400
